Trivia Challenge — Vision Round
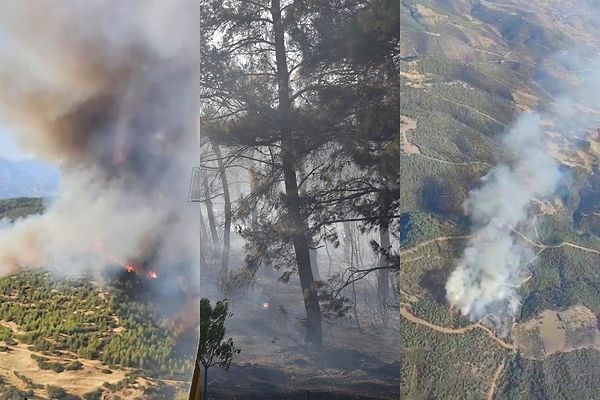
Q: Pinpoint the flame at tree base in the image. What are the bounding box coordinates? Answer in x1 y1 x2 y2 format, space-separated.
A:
93 240 159 280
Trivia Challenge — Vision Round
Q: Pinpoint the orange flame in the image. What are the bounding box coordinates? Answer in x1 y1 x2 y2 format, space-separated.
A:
92 239 158 279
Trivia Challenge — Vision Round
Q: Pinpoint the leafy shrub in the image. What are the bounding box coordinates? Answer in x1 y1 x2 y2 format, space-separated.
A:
46 385 67 399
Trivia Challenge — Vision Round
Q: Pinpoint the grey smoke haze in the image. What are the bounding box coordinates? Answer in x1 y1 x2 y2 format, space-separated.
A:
0 1 199 282
446 52 600 329
445 113 561 325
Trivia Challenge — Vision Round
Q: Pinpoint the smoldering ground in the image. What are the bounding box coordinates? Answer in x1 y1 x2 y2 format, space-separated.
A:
0 1 200 293
197 221 399 399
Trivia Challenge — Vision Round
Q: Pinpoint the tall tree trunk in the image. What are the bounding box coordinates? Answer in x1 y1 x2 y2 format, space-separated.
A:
271 0 322 345
202 176 220 248
202 366 208 400
211 141 231 277
298 159 320 282
378 226 390 304
248 160 272 278
309 239 320 281
343 222 353 260
343 222 361 329
199 206 208 271
199 206 208 245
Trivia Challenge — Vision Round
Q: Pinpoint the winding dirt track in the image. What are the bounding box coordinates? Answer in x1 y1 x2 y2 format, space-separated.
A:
400 113 491 167
400 307 516 351
512 228 600 255
402 230 600 260
487 359 506 400
399 235 471 256
417 153 492 166
421 88 507 127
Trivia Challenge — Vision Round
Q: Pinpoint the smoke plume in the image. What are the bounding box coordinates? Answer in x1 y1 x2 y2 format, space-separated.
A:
0 1 199 282
445 113 561 327
446 51 600 330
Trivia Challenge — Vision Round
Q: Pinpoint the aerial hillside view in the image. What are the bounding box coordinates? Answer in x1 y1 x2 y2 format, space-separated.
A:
401 0 600 399
0 199 195 399
0 1 199 399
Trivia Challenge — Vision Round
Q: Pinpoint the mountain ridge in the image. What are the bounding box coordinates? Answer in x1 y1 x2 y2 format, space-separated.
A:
0 157 59 199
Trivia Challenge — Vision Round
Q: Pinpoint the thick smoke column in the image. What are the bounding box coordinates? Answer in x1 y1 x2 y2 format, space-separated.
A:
445 50 600 328
446 113 561 326
0 1 199 280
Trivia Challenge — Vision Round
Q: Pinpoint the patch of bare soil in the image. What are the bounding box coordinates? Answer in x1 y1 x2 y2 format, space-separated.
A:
546 132 594 172
515 304 600 359
399 62 425 88
0 342 127 398
205 278 399 400
0 320 21 333
531 199 558 216
512 89 538 111
400 115 420 155
413 4 448 24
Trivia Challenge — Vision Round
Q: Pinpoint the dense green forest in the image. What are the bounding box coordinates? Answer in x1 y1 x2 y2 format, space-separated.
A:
400 0 600 398
0 271 193 376
0 270 193 399
0 198 45 221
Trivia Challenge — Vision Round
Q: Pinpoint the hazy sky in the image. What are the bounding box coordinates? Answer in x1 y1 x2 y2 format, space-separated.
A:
0 128 29 160
0 32 26 161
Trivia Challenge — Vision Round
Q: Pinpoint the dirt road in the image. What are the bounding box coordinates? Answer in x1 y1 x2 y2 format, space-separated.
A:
400 235 471 256
487 359 506 400
400 307 516 350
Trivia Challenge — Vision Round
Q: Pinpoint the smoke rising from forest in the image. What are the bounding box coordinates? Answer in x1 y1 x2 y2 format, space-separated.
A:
445 113 561 326
0 1 199 281
446 52 600 330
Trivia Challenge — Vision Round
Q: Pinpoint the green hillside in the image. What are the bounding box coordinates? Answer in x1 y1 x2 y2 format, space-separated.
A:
401 0 600 398
0 197 193 399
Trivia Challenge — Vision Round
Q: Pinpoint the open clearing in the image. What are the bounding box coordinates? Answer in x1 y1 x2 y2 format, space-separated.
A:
0 342 127 398
515 304 600 359
400 115 421 155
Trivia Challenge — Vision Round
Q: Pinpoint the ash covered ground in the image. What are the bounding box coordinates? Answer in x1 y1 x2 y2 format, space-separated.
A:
201 256 399 400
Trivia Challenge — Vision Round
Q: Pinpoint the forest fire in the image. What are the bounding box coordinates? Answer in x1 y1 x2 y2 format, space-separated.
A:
92 240 159 280
119 260 159 280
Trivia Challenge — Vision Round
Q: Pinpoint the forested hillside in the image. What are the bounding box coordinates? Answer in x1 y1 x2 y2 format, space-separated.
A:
0 199 192 400
0 270 193 400
401 0 600 399
0 197 45 221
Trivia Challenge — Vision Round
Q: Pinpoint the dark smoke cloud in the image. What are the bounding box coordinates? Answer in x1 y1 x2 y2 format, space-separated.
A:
0 1 199 281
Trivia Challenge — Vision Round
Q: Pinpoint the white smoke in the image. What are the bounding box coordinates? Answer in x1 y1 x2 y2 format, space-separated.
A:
446 50 600 329
446 113 561 325
0 1 200 285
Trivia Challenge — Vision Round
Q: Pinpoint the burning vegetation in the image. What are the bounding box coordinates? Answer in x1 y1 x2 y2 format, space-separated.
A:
0 1 200 287
0 2 200 396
